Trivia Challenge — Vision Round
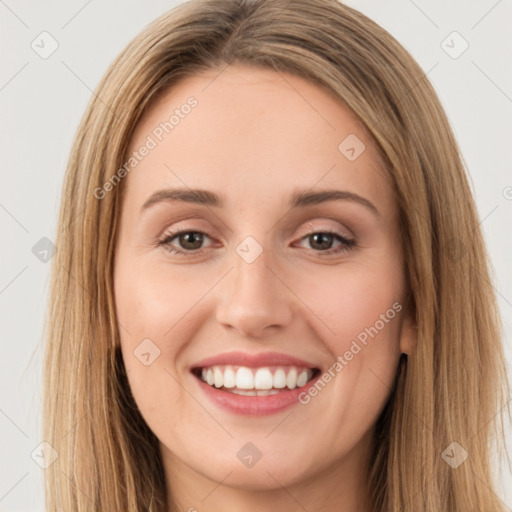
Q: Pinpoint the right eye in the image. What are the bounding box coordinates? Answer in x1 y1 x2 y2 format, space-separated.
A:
158 230 214 256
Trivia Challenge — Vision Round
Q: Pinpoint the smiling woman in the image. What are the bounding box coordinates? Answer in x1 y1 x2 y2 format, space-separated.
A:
42 0 510 511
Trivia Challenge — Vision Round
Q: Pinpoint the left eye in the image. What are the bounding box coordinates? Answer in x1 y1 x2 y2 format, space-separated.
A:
296 231 356 254
158 230 356 256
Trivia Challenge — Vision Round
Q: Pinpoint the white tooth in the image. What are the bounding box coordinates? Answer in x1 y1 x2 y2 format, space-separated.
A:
206 368 214 386
201 368 207 381
256 389 281 396
286 368 298 389
227 388 282 396
230 388 257 396
236 367 255 389
296 370 308 387
223 366 236 388
273 368 287 388
254 367 273 389
214 367 223 388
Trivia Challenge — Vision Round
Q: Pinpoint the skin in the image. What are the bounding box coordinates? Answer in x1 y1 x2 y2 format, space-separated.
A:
113 63 416 512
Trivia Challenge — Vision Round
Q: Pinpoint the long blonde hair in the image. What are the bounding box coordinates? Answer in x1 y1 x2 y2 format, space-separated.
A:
43 0 510 510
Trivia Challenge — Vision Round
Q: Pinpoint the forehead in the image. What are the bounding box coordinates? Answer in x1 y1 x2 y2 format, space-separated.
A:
124 64 394 215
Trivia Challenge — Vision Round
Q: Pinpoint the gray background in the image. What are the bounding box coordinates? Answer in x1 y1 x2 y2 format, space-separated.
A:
1 0 511 510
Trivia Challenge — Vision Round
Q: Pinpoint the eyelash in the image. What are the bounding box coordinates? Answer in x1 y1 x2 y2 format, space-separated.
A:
157 228 356 258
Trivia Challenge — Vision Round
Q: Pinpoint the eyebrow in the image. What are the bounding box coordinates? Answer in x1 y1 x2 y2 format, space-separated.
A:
141 187 380 216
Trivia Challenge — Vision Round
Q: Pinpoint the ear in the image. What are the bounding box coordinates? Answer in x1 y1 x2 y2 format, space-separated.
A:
399 307 417 355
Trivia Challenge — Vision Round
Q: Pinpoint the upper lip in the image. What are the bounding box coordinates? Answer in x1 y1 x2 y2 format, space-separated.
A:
191 351 320 370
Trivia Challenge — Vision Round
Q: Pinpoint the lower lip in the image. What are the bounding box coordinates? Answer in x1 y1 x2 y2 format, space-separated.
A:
192 372 320 416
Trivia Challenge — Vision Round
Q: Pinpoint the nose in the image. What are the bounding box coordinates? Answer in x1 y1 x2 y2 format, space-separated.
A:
215 247 293 338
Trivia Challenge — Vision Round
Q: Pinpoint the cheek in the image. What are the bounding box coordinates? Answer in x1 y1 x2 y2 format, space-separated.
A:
297 258 404 353
288 262 403 430
115 259 204 345
114 260 198 419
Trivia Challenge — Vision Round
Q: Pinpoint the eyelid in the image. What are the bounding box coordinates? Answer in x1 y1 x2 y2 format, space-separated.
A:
157 219 213 239
158 219 353 244
296 221 354 239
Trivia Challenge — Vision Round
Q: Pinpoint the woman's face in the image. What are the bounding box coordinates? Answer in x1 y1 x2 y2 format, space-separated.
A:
114 64 415 499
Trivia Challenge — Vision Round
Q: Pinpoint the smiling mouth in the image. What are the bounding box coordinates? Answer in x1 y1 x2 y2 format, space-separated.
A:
191 365 321 396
